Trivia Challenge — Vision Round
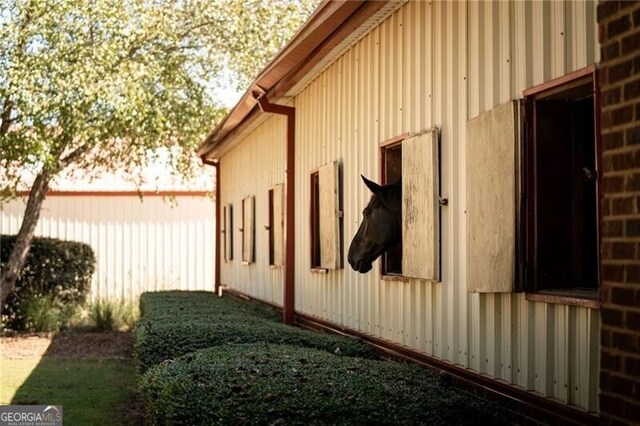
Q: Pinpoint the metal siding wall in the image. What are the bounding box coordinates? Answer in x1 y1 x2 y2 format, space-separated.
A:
292 0 600 412
1 195 214 301
219 114 286 306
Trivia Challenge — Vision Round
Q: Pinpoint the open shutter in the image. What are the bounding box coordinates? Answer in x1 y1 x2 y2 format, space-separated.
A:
242 196 255 264
319 161 341 269
402 128 440 281
225 204 233 261
466 100 519 292
272 184 284 266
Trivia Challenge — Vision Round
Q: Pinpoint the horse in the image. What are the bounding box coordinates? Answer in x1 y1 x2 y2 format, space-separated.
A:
347 175 401 273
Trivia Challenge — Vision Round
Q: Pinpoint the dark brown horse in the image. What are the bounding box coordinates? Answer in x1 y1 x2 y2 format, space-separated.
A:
347 176 401 273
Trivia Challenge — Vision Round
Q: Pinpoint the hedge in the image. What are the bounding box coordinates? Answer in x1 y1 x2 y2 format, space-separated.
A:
1 235 95 330
140 343 509 425
134 292 377 373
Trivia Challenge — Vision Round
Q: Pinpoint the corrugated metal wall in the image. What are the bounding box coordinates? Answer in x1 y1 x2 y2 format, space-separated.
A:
219 114 287 306
292 0 600 412
1 194 215 301
215 0 600 412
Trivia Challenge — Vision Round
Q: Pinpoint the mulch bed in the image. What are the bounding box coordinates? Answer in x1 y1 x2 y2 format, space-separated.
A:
1 332 133 359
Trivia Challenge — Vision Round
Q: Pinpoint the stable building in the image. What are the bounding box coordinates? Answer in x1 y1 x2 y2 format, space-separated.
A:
199 1 612 423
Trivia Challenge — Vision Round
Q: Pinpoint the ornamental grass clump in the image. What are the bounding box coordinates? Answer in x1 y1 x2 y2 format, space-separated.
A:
140 343 509 426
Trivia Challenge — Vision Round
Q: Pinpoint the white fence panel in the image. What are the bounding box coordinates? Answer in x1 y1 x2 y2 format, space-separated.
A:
1 193 215 302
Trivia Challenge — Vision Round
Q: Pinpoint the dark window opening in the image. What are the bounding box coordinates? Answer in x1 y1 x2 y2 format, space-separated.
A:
310 171 321 268
225 204 233 261
381 142 403 276
268 189 275 265
525 71 599 296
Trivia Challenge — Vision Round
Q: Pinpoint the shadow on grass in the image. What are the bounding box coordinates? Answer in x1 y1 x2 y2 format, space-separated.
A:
9 332 143 426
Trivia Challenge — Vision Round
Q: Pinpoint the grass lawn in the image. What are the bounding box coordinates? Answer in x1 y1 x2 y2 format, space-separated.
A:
1 333 140 426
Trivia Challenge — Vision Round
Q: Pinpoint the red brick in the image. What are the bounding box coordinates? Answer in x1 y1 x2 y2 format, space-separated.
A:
612 104 634 125
626 311 640 330
613 330 637 351
603 41 621 61
602 240 614 260
602 175 625 193
623 30 640 55
603 87 622 108
635 6 640 28
598 1 620 23
603 219 625 237
626 355 640 377
603 263 625 281
601 393 626 414
628 219 640 236
602 328 613 347
608 15 632 38
612 374 636 393
612 285 637 305
612 241 637 259
627 172 640 191
610 59 633 83
625 125 640 145
611 196 635 215
624 78 640 100
625 400 640 423
603 306 625 326
628 265 640 283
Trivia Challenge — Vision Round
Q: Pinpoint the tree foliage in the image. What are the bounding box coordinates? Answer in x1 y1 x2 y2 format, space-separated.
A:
0 0 318 304
0 0 317 197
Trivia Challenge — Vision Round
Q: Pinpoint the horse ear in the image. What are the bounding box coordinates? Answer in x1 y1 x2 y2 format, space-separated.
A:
361 175 382 194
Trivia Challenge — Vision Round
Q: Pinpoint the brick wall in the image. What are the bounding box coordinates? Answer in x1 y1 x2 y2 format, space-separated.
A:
598 1 640 425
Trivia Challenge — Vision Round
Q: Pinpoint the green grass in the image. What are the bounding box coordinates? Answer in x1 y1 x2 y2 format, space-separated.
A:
1 358 137 425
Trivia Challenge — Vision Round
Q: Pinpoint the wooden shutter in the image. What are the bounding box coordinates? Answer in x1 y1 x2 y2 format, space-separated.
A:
319 161 341 269
225 204 233 261
466 100 519 292
272 184 284 266
242 196 255 264
402 129 440 281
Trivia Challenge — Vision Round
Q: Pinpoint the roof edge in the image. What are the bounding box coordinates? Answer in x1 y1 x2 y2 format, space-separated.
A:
198 0 375 160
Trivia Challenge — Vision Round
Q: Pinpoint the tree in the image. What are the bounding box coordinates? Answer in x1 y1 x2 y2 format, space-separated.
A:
0 0 318 305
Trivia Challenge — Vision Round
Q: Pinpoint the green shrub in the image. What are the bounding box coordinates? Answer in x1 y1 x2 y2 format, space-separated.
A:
1 235 95 331
138 291 281 322
140 343 508 426
133 291 376 373
90 299 138 332
134 318 377 373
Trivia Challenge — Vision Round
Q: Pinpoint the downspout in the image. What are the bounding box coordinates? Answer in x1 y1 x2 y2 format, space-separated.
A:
253 90 296 325
201 155 221 296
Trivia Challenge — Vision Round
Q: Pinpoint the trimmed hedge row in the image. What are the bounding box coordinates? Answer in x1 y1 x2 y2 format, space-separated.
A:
141 343 509 425
133 291 377 373
1 234 95 330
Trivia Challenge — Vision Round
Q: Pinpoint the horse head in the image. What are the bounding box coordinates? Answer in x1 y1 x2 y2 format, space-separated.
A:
347 175 401 273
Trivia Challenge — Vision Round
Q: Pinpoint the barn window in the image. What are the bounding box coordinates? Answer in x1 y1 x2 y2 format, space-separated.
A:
380 137 404 276
465 65 600 302
310 161 342 270
402 129 440 281
523 66 600 298
268 184 284 266
466 101 520 293
223 204 233 262
379 131 440 281
241 196 255 264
